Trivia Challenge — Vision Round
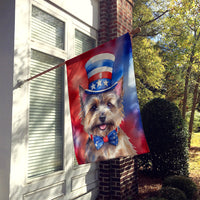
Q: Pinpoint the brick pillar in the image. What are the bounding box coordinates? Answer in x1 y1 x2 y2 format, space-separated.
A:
98 0 134 45
97 1 138 199
110 157 138 199
97 157 138 200
98 160 111 199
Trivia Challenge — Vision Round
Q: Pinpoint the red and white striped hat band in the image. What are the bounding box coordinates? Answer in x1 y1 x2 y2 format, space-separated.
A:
84 53 118 94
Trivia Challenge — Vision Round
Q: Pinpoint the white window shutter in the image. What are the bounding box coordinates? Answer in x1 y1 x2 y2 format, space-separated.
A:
28 50 64 178
28 6 65 178
32 6 64 50
75 29 96 56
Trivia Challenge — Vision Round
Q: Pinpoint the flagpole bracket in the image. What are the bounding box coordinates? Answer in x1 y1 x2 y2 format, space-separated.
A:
13 79 26 89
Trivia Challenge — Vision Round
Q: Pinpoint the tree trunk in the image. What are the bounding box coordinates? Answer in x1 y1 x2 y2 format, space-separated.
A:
182 65 192 119
188 73 200 148
182 32 199 119
197 92 200 109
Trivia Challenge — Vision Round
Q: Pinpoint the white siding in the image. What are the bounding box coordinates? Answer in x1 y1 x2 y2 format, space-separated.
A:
48 0 99 30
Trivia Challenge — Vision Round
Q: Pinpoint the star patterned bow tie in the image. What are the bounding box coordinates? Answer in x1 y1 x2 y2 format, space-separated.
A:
91 128 119 150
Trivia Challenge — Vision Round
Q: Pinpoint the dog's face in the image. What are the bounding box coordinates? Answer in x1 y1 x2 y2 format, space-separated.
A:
79 80 124 138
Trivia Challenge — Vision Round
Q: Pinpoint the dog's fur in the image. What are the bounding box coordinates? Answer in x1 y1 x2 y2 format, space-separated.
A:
79 79 137 163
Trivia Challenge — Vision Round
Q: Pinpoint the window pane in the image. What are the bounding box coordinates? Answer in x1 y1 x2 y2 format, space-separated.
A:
28 50 64 178
75 29 96 56
32 6 65 49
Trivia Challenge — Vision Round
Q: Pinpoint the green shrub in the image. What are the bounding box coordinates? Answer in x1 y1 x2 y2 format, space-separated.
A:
163 175 198 200
159 186 187 200
136 153 153 174
141 98 189 177
146 197 167 200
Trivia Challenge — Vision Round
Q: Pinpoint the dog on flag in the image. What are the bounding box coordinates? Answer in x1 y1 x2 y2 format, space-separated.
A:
79 53 137 163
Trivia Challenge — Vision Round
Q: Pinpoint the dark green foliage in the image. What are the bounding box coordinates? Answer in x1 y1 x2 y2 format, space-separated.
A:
141 98 189 177
136 153 153 173
146 197 167 200
159 187 187 200
163 176 198 200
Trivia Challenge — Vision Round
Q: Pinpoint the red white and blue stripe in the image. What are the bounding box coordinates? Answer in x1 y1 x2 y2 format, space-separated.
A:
85 53 118 94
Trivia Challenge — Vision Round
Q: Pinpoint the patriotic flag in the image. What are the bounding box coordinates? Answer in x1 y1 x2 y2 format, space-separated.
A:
66 33 149 164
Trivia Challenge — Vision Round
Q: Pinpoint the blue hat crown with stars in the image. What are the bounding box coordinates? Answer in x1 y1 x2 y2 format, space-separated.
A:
84 53 118 94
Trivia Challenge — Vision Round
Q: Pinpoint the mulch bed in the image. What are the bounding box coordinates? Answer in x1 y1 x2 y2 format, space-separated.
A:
137 172 200 200
136 147 200 200
137 172 162 200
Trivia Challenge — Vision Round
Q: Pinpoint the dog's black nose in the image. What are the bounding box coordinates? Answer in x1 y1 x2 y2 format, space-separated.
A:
99 114 106 123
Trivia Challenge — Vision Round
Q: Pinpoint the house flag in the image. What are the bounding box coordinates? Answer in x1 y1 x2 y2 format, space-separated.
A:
66 33 149 164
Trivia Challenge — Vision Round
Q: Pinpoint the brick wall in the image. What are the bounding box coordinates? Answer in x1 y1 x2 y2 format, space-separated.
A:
97 1 138 199
98 0 134 45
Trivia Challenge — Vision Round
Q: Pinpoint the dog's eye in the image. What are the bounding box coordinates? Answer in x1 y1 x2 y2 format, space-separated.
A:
90 104 97 112
107 102 113 108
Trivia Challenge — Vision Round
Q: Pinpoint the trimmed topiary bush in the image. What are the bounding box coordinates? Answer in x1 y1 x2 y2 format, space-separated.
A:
162 175 198 200
136 152 153 174
141 98 189 177
146 197 167 200
159 186 187 200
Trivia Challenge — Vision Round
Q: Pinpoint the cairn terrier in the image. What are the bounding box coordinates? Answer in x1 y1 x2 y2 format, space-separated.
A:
79 79 137 163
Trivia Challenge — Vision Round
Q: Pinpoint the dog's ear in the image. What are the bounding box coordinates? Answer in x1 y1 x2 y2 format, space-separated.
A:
114 78 123 97
79 85 88 107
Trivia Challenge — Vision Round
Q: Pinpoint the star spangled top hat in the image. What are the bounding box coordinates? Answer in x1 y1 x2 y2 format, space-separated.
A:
84 53 118 94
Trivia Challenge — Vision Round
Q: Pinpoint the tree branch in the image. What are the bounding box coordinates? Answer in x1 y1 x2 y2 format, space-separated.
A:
136 76 166 94
140 10 169 28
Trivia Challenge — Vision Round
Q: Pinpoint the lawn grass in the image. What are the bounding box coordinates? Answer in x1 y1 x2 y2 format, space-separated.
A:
191 132 200 147
189 132 200 172
189 132 200 190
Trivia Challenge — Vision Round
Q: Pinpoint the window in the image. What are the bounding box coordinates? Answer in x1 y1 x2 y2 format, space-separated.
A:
28 5 97 177
28 6 65 178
